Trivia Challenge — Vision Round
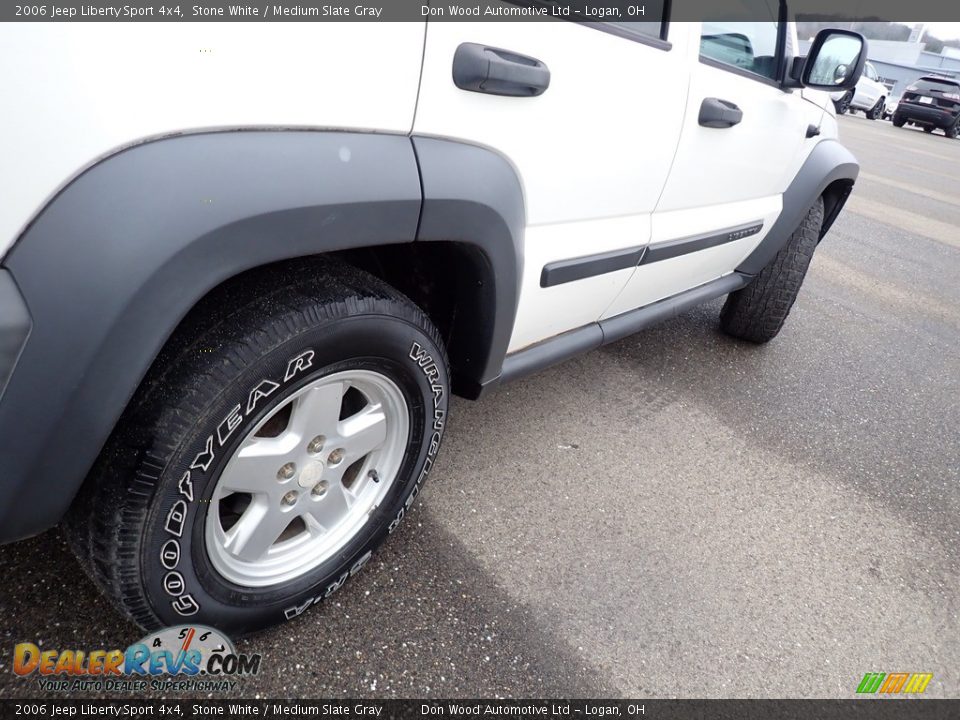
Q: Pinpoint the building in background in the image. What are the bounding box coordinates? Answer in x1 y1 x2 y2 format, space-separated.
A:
800 24 960 101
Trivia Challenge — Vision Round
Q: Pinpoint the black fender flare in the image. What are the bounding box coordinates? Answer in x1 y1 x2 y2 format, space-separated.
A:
413 136 524 397
736 139 859 276
0 130 524 541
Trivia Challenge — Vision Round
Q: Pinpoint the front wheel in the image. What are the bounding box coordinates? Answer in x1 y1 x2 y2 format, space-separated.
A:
720 198 824 343
65 260 450 636
833 92 853 115
866 98 885 120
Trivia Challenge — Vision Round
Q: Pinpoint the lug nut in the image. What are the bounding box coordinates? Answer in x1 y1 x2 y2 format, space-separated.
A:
327 448 345 465
307 435 326 454
277 462 297 481
281 490 298 506
311 480 329 498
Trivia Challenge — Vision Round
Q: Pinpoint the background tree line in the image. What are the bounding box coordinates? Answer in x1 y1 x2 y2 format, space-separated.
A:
796 20 960 54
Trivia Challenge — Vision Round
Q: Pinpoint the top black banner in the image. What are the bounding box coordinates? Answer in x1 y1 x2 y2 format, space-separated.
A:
4 0 960 23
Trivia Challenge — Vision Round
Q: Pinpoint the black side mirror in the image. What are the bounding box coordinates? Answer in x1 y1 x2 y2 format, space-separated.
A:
801 29 867 91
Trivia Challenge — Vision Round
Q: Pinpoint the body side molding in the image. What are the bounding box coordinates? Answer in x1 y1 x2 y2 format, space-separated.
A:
540 246 645 288
538 221 763 289
643 222 763 265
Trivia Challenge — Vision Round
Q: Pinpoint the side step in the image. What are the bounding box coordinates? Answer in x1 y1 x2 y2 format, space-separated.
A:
499 272 750 385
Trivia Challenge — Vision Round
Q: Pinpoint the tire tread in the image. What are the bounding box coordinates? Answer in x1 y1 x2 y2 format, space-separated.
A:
720 197 824 343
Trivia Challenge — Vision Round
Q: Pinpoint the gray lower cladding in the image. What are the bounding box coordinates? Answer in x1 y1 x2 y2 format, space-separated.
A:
500 272 750 383
0 270 31 402
539 222 763 288
0 130 525 543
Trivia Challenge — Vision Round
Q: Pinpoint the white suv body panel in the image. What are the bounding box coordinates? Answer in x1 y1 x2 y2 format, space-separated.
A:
0 20 843 350
0 17 862 547
0 22 427 256
414 21 693 352
606 30 825 316
414 20 828 350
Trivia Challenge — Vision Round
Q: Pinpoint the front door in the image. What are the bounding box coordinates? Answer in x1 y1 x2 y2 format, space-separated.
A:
413 11 691 352
604 9 824 318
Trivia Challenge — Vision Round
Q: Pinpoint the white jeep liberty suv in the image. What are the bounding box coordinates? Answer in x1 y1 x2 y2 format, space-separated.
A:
0 8 864 634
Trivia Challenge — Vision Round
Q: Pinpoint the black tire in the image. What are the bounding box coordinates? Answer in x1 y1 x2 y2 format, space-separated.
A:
833 92 852 115
64 259 450 636
720 198 824 344
866 98 884 120
924 126 934 133
892 114 906 128
945 120 959 139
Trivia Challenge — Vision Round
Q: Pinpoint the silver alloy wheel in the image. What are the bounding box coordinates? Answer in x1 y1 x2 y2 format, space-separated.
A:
205 369 409 587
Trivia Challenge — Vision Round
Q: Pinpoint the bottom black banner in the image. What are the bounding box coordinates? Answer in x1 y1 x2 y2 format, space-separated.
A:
1 700 958 720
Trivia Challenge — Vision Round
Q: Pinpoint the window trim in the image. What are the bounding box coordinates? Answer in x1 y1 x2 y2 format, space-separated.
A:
698 0 791 91
586 21 672 51
698 55 783 89
510 1 672 51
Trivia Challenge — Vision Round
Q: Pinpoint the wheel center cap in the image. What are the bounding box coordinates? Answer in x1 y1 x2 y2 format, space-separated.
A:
298 461 324 489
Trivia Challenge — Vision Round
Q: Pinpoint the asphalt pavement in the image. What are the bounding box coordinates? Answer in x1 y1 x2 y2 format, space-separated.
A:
1 114 958 699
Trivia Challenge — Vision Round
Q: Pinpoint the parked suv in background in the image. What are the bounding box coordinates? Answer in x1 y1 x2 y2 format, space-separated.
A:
832 61 887 119
0 17 864 636
893 75 960 137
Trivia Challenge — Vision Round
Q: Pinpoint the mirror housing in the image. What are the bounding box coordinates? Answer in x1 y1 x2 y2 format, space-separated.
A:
800 29 867 91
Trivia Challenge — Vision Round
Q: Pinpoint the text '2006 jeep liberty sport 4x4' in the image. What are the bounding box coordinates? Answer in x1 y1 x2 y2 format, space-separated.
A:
0 8 863 635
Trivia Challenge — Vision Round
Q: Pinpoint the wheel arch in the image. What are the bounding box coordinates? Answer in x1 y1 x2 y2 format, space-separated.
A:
736 139 859 276
819 177 855 240
0 130 524 542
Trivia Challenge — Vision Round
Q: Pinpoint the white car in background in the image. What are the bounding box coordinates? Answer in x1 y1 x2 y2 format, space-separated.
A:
882 96 900 120
832 61 888 119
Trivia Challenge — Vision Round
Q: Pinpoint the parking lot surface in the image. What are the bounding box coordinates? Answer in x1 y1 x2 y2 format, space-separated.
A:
1 114 958 699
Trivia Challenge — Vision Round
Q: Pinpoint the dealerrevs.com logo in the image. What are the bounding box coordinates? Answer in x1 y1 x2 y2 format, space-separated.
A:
13 625 261 693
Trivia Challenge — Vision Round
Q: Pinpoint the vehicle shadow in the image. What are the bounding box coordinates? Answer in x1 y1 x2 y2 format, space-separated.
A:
0 501 615 699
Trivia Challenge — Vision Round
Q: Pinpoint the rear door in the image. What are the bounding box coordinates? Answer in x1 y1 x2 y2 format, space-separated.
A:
413 9 690 352
604 8 824 317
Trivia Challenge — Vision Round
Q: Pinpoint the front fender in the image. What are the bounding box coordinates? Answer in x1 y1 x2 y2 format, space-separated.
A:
736 139 859 276
0 130 524 542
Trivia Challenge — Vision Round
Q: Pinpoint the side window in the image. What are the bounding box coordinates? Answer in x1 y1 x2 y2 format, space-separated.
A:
865 64 878 81
700 1 781 80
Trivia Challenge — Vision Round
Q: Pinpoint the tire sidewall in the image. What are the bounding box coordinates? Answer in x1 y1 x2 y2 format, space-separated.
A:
139 313 448 634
